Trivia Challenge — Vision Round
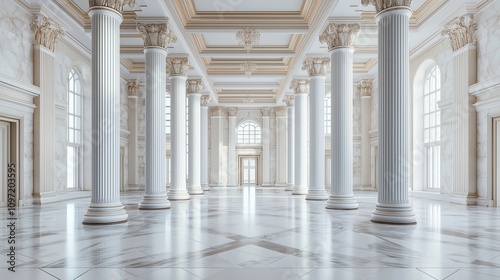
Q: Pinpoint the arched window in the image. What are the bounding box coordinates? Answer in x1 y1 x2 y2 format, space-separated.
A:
237 121 261 144
67 68 82 189
324 94 331 135
423 64 441 189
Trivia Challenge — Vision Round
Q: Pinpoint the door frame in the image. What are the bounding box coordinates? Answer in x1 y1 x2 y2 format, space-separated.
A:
0 117 19 208
238 155 260 186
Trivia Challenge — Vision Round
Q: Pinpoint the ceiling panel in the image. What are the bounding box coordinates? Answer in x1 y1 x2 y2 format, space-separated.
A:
193 0 304 12
202 33 292 47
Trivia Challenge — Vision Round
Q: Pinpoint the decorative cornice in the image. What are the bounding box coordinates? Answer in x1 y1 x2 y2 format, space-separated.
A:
275 106 287 116
137 23 177 49
442 14 477 52
167 57 193 76
228 107 238 117
89 0 136 14
261 107 271 117
210 106 224 116
289 79 309 94
30 15 64 52
201 95 211 106
283 95 295 107
319 23 360 51
302 58 330 76
361 0 412 13
127 79 140 97
357 80 373 97
186 79 204 94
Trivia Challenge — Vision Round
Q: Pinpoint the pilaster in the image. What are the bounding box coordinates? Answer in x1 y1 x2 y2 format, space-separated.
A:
290 79 309 195
187 79 204 194
228 107 238 187
261 107 272 187
359 80 373 190
127 79 140 189
210 107 226 187
284 95 295 191
201 95 211 191
275 106 288 187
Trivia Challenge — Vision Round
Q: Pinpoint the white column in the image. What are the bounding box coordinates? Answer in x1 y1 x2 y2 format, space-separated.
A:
359 80 373 189
362 1 416 224
261 108 271 186
201 95 211 191
227 107 238 187
320 24 359 209
290 80 309 195
210 107 226 187
83 1 133 224
187 79 204 195
275 107 288 187
284 96 295 191
137 23 176 209
167 57 193 200
303 58 330 200
442 14 478 205
127 80 140 189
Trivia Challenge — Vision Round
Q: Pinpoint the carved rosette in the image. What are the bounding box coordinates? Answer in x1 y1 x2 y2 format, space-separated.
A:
283 95 295 107
127 79 140 97
261 107 271 117
302 58 330 76
210 107 224 116
186 79 204 94
201 95 211 106
442 14 477 52
167 58 193 76
30 15 64 52
89 0 136 14
357 80 373 97
275 106 287 116
137 23 177 49
319 23 360 51
361 0 412 13
228 107 238 117
289 79 310 94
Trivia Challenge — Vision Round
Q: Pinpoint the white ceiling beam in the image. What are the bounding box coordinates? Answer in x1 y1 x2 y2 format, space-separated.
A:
199 52 295 58
214 83 280 90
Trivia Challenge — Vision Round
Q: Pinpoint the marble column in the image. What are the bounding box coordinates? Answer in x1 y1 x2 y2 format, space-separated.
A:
167 57 193 200
127 80 140 189
362 0 416 224
359 80 373 189
137 23 176 209
302 58 330 200
320 23 359 209
31 15 63 204
290 80 309 195
200 95 211 191
275 107 288 187
284 95 295 191
228 107 238 187
442 14 478 205
83 1 134 224
261 107 272 187
187 79 204 195
210 107 226 187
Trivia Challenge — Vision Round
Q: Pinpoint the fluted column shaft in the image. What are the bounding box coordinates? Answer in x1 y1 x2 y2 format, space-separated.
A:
361 91 372 188
285 105 295 191
201 99 209 191
371 6 416 224
262 113 271 186
293 92 308 194
188 92 202 194
228 112 238 186
83 6 128 224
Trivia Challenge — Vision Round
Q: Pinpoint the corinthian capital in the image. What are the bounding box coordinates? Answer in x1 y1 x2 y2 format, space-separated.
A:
167 58 193 76
137 23 177 49
31 15 64 52
261 107 271 117
201 95 211 106
127 79 141 97
302 58 330 76
89 0 135 14
228 107 238 117
186 79 205 94
442 14 477 52
319 23 360 51
290 79 309 94
283 95 294 107
357 80 373 97
361 0 412 13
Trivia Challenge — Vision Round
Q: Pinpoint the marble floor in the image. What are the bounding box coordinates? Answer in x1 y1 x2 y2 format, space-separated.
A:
2 188 500 280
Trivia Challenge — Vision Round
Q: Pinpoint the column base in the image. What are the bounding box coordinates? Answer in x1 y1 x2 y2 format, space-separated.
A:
262 182 273 187
449 193 477 205
306 189 329 200
167 189 190 200
284 183 294 191
326 194 358 210
274 182 287 188
292 186 308 195
188 185 204 195
82 203 128 225
201 183 210 191
370 203 416 224
138 194 171 209
210 183 226 187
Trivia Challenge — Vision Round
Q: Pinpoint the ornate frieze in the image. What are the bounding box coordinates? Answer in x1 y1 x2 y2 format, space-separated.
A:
137 23 177 49
201 95 211 106
442 14 477 52
319 23 360 51
261 107 271 117
186 79 204 94
361 0 412 13
228 107 238 117
167 58 193 76
283 95 295 107
289 79 310 94
210 106 224 116
275 106 287 116
89 0 136 14
302 58 330 76
31 15 64 52
357 80 373 97
127 79 141 97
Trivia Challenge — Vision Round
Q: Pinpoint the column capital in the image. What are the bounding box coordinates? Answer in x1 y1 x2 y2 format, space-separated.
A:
261 107 271 117
319 23 360 51
228 107 238 117
290 79 309 94
167 57 193 76
127 79 141 97
201 95 211 107
357 80 373 97
30 15 64 52
210 106 224 116
89 0 135 14
283 95 295 107
137 23 177 49
302 57 330 76
275 106 287 116
361 0 412 13
186 79 204 94
442 14 477 52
